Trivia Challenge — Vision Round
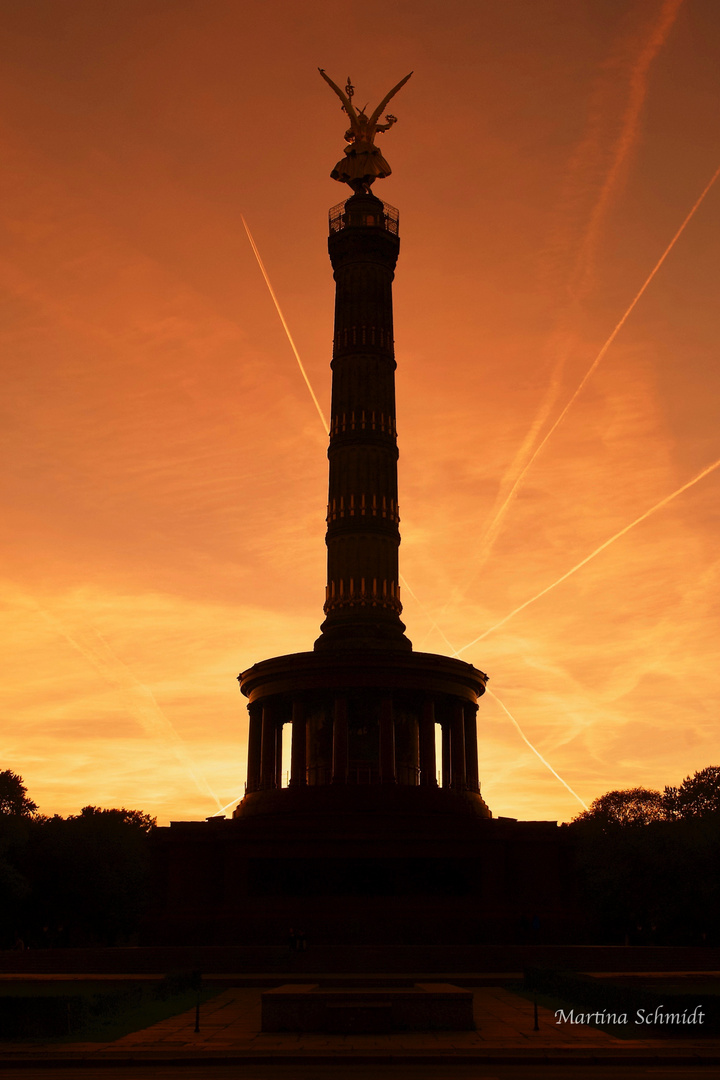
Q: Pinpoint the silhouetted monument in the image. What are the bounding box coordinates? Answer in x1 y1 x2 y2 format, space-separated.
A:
319 69 412 194
149 75 575 948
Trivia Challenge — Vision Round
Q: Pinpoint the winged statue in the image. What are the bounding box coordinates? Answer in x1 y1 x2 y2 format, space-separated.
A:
318 69 413 194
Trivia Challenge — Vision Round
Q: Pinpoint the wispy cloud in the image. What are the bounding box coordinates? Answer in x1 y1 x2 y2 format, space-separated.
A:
455 452 720 656
569 0 686 299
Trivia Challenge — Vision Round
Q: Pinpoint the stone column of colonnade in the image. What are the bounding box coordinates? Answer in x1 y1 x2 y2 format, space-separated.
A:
419 699 437 787
245 703 288 794
464 702 480 793
241 693 478 792
260 704 277 790
245 694 480 793
289 700 306 787
450 701 466 791
245 703 263 793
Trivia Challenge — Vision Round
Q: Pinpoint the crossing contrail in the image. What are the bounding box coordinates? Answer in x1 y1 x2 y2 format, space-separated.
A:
211 790 246 817
487 688 589 810
457 0 686 594
454 453 720 656
242 215 329 433
396 577 584 807
466 161 720 582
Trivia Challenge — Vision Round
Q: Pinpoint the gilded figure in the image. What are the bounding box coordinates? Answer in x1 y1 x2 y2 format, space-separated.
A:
318 69 413 194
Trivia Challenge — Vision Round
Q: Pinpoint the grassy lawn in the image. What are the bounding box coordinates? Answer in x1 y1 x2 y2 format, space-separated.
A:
0 976 224 1042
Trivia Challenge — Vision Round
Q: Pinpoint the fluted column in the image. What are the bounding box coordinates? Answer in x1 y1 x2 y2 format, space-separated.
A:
260 704 276 790
275 723 283 790
441 723 451 789
379 696 396 783
464 702 480 794
450 700 466 790
246 704 263 793
289 699 307 786
332 696 348 783
419 697 437 787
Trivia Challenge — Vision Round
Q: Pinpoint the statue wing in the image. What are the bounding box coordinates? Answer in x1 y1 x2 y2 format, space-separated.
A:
368 72 413 128
318 68 358 125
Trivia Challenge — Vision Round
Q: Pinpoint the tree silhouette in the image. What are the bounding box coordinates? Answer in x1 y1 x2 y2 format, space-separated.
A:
664 765 720 819
1 785 157 947
27 805 156 945
0 770 38 817
0 772 37 946
568 768 720 945
572 786 666 828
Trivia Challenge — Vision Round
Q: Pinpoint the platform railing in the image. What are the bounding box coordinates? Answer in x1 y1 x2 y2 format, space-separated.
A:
329 199 399 235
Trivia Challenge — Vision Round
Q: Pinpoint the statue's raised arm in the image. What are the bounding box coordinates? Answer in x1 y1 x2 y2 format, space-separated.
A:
318 68 413 195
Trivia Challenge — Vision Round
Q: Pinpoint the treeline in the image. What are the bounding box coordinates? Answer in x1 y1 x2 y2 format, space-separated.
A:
0 771 154 948
565 766 720 946
3 766 720 949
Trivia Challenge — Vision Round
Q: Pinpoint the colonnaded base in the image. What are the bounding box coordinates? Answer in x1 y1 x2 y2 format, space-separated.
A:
235 649 491 800
145 647 576 948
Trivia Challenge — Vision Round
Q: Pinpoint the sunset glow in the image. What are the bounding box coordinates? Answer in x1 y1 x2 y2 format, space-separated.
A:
3 0 719 825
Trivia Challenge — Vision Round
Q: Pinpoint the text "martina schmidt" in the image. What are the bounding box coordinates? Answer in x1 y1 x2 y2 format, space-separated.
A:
555 1006 705 1026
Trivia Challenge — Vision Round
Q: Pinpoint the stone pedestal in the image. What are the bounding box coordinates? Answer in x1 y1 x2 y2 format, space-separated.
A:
261 982 474 1032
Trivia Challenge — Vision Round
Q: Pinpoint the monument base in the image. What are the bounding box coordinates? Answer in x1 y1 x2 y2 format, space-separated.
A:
145 812 577 947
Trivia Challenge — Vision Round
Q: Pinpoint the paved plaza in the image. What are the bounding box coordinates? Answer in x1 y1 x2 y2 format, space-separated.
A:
2 983 719 1070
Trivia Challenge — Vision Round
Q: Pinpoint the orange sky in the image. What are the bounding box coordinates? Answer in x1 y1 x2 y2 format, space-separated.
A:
2 0 719 825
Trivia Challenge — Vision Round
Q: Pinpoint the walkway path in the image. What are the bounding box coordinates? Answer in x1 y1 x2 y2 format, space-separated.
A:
2 986 719 1066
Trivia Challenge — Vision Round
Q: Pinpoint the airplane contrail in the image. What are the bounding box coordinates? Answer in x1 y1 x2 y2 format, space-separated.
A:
446 6 691 606
396 576 584 807
242 215 330 433
454 453 720 656
399 573 457 654
571 0 685 298
487 688 589 810
210 790 246 817
438 343 568 617
461 161 720 591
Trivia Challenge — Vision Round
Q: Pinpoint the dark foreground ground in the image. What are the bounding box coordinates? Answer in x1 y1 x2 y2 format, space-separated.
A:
3 944 720 975
1 1068 718 1080
1 947 719 1077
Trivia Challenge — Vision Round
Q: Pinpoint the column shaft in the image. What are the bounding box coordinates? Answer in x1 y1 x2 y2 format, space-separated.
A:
419 698 437 787
289 699 307 786
260 704 276 790
246 704 263 793
450 700 466 790
332 696 348 783
379 696 396 783
464 703 480 794
315 195 410 652
441 723 451 788
274 723 283 790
